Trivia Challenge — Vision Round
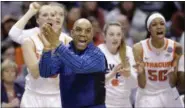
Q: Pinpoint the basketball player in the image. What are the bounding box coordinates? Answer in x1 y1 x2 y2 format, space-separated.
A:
133 12 184 107
8 2 72 45
98 22 137 108
19 4 64 107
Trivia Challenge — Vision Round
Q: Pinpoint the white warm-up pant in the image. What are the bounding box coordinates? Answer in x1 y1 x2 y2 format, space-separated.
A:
135 87 184 108
21 89 61 107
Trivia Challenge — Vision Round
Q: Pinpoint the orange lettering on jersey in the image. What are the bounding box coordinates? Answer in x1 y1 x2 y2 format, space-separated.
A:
148 69 168 81
111 79 119 86
144 61 172 68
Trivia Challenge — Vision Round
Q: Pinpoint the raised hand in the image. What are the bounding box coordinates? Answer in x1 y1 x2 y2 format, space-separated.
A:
29 2 41 15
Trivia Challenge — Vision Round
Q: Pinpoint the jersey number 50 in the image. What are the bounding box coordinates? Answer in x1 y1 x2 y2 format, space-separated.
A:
148 70 168 81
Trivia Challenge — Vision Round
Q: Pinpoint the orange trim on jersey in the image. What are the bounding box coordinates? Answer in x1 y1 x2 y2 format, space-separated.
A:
147 39 152 51
164 38 169 50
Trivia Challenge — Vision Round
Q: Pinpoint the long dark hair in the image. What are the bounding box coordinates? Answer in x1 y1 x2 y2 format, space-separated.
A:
118 1 136 23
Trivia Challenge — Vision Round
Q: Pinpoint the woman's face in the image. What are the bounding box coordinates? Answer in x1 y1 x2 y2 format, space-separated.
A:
149 18 166 40
2 67 17 83
52 6 65 27
105 25 123 51
68 7 81 21
3 47 15 61
122 1 134 12
84 2 97 11
37 5 56 27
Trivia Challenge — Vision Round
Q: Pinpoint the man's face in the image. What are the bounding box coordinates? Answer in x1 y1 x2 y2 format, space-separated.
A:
71 19 93 51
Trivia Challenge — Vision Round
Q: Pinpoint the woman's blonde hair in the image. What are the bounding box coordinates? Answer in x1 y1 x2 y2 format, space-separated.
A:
1 59 18 74
103 21 127 65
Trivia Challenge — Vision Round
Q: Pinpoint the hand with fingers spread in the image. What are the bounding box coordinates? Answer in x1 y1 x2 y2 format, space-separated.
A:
118 61 131 78
112 64 123 75
41 23 61 50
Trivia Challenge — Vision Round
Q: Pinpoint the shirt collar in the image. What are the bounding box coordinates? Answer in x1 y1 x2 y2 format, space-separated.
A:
68 41 94 54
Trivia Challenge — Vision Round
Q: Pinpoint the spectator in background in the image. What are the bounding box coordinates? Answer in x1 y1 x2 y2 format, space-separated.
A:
136 1 184 21
106 1 136 23
88 16 104 46
167 11 185 42
116 14 134 47
1 43 15 62
66 7 81 34
1 1 23 19
106 1 147 44
1 16 23 67
81 1 105 29
1 16 17 42
1 59 25 108
2 42 26 88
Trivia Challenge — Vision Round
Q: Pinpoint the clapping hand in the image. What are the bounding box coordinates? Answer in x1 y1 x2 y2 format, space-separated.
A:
40 23 61 50
113 61 131 78
119 61 131 78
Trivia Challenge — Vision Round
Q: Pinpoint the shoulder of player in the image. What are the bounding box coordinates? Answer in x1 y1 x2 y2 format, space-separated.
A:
60 32 73 44
126 45 132 52
133 42 142 52
132 42 143 60
22 37 35 48
65 34 73 40
97 43 105 50
174 41 182 56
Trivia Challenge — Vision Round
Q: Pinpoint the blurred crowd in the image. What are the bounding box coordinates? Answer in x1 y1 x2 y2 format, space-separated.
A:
1 1 185 107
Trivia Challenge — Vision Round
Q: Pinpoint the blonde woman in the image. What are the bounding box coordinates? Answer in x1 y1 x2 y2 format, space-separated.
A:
20 4 67 107
1 59 24 108
98 22 137 108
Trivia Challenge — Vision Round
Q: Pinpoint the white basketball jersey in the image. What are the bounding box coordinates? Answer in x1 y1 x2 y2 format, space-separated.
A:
25 33 72 94
98 44 137 107
141 38 176 94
